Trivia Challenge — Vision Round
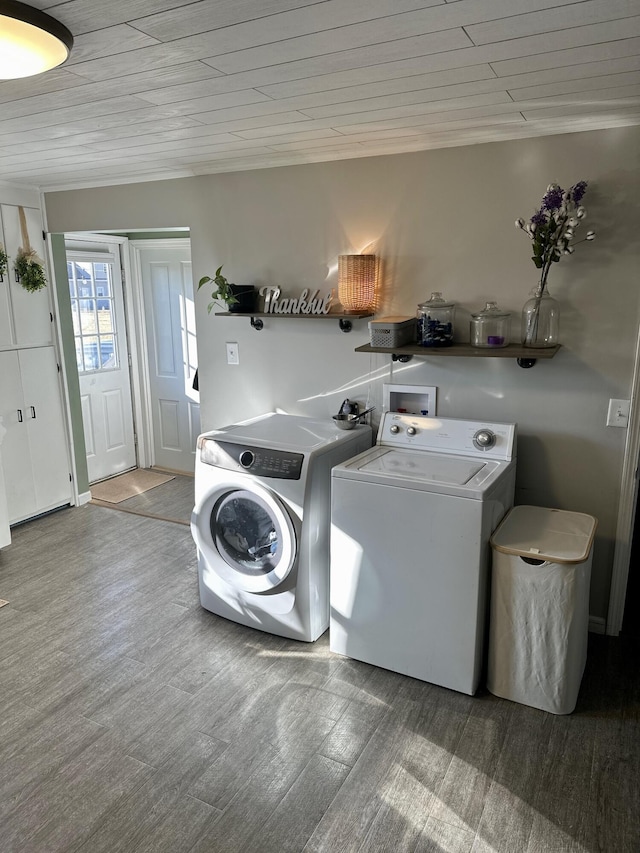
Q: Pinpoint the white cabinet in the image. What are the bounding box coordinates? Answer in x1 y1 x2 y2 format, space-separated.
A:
0 204 53 349
0 347 71 524
0 241 13 348
0 458 10 547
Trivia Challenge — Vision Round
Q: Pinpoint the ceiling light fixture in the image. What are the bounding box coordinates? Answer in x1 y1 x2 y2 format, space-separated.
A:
0 0 73 80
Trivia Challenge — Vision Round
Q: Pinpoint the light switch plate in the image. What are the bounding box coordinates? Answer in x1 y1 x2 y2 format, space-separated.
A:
226 342 239 365
606 398 630 428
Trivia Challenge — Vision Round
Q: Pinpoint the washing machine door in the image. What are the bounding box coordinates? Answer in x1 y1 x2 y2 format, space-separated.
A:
193 483 297 593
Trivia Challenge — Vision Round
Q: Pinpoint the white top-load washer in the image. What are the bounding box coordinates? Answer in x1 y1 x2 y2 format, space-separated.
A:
191 413 372 642
330 412 516 694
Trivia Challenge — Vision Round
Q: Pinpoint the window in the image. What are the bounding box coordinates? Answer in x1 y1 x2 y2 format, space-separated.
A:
68 260 118 372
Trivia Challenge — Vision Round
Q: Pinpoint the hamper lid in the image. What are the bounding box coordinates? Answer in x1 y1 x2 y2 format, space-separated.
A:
491 505 597 564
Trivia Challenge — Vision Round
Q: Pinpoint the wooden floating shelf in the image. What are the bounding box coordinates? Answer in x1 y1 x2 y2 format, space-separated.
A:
355 342 561 365
215 310 373 332
355 343 560 358
215 311 373 320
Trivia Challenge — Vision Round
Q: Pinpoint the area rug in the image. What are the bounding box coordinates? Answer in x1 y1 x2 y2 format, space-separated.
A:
90 469 175 503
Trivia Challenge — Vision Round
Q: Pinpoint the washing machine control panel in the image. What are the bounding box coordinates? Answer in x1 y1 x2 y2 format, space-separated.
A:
200 439 304 479
378 413 516 460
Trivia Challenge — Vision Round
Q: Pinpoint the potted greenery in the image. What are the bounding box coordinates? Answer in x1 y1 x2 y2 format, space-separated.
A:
198 265 255 313
0 244 7 282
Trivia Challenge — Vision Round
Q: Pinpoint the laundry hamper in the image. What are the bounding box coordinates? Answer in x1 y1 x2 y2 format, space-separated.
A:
487 505 597 715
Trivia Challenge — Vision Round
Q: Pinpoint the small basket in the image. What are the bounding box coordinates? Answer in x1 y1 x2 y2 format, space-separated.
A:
368 316 417 348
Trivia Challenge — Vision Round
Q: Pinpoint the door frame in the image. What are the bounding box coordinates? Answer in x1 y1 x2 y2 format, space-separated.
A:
44 232 86 507
64 232 150 475
127 237 193 470
607 326 640 635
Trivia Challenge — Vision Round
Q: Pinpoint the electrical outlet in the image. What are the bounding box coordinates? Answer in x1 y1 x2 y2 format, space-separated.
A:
226 342 239 365
606 398 630 428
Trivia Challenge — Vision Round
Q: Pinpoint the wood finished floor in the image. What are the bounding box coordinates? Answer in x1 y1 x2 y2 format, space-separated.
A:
0 503 638 853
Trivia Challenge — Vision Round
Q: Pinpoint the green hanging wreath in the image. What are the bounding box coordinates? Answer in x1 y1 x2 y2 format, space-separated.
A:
15 249 47 292
0 245 7 280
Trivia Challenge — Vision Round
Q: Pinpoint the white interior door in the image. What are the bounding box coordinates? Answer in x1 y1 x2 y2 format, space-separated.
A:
135 242 199 473
68 249 136 484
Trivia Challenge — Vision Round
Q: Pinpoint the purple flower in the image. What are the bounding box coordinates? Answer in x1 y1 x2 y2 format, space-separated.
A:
541 185 564 211
571 180 588 204
516 179 595 289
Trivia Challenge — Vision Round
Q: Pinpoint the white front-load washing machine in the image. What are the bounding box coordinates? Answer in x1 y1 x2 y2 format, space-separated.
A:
191 413 372 641
330 412 516 694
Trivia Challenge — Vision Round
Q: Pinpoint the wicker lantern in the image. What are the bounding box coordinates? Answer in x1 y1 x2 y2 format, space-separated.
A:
338 254 376 313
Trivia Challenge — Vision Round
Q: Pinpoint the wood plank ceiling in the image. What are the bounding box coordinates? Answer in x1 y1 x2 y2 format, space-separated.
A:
1 0 639 190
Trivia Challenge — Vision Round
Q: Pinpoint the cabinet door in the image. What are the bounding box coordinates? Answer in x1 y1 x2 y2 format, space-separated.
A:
0 347 70 524
0 210 15 348
0 350 36 522
19 347 71 515
0 205 52 347
0 457 11 547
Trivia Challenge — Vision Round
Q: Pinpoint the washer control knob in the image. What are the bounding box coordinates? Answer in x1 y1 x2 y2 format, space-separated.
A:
239 450 255 468
390 424 401 434
406 426 417 436
473 429 496 450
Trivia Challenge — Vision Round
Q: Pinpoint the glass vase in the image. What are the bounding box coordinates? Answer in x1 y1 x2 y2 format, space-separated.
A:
521 288 559 348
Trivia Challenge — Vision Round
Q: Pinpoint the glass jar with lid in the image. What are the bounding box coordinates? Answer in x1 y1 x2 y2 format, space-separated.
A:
470 301 511 348
417 292 455 347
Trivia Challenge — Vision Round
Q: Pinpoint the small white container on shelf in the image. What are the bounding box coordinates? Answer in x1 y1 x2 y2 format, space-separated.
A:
368 316 417 348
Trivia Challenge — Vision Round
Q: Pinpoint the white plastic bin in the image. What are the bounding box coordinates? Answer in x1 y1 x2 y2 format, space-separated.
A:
487 505 597 714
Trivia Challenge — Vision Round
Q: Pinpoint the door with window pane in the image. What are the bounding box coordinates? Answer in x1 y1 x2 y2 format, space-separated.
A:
68 251 136 483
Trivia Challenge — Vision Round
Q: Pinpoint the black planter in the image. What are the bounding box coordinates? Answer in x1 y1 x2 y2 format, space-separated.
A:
228 285 256 313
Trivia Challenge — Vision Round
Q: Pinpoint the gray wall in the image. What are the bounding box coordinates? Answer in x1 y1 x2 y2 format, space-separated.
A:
44 126 640 622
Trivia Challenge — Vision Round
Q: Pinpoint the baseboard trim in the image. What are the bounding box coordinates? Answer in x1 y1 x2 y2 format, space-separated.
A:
77 491 92 507
589 615 606 635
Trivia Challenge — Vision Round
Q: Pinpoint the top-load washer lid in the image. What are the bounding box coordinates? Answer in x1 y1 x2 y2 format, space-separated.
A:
361 449 485 485
200 412 367 452
331 445 515 500
342 446 507 498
